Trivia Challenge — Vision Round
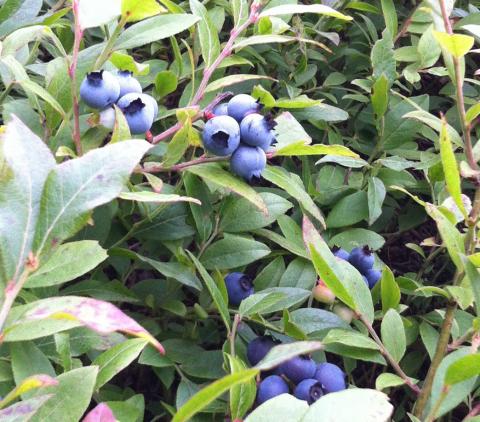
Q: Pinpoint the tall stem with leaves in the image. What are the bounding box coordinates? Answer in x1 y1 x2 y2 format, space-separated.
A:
414 0 479 417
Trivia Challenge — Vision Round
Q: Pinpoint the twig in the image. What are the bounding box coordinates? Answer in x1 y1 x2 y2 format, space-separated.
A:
69 0 83 156
463 403 480 421
359 314 421 395
229 314 241 357
424 385 450 422
151 1 262 144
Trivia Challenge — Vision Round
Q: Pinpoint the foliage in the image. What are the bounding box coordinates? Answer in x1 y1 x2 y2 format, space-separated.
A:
1 0 480 421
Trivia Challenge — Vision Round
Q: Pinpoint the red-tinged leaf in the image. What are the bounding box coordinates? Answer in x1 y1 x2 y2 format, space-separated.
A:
20 296 165 354
82 403 116 422
0 375 58 409
0 395 53 421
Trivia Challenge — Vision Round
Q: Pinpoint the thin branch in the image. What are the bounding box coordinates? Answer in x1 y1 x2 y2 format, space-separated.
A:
359 315 421 395
151 1 263 144
69 0 83 156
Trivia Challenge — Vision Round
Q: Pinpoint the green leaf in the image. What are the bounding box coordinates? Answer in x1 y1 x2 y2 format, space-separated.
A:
190 0 220 68
439 118 466 218
259 4 352 21
302 389 393 421
273 112 311 150
220 192 292 233
274 96 323 109
330 229 385 251
110 105 132 144
0 116 55 287
162 118 191 167
326 191 369 228
323 329 380 350
371 35 396 85
93 339 148 389
155 70 178 98
187 251 231 332
25 241 107 288
172 369 258 422
245 394 308 421
380 0 398 37
33 140 151 257
381 266 401 312
263 166 324 227
200 234 271 270
0 374 57 408
256 341 324 371
462 255 480 317
228 355 256 420
118 191 200 205
31 366 98 422
376 373 407 390
445 354 480 385
433 31 474 58
78 0 120 29
293 104 349 123
289 308 349 334
110 52 150 75
122 0 166 22
186 163 266 212
466 103 480 125
275 142 358 157
115 14 200 49
381 309 406 362
205 74 275 93
425 203 465 271
367 177 386 226
371 74 389 118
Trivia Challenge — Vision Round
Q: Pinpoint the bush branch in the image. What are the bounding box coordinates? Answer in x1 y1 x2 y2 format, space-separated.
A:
359 314 421 395
152 1 262 144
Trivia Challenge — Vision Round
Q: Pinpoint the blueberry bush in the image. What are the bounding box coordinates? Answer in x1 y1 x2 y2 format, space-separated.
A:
2 0 480 421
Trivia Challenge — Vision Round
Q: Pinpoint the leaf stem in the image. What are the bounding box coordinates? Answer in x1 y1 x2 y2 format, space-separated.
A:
69 0 83 156
359 314 421 395
151 1 262 144
229 314 241 357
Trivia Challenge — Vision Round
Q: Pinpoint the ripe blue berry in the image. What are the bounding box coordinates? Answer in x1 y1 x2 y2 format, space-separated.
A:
333 248 350 261
247 336 277 366
230 145 266 181
117 93 155 134
115 70 142 98
294 379 324 404
213 103 228 116
227 94 261 121
224 272 254 306
280 355 316 384
314 363 346 393
80 70 120 109
202 116 240 156
365 268 381 289
240 113 276 151
349 246 374 273
256 375 289 405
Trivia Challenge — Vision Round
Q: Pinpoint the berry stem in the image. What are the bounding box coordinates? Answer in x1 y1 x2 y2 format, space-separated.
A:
359 314 421 395
69 0 83 156
151 1 263 144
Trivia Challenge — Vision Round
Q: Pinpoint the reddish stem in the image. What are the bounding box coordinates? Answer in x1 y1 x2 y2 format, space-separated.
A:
151 2 262 144
70 0 83 156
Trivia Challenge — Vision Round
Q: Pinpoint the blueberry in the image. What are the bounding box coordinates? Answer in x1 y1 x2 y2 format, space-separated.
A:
349 246 374 273
365 268 381 289
314 363 346 393
115 70 142 98
333 247 350 261
227 94 261 121
240 113 276 151
117 93 155 134
294 379 324 404
99 106 115 130
247 336 277 366
224 272 254 306
313 279 335 304
280 355 316 384
80 70 120 109
230 145 266 181
213 103 229 116
256 375 289 405
202 116 240 156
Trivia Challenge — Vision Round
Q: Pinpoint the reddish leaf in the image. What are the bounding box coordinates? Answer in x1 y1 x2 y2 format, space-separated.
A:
0 395 52 420
82 403 116 422
22 296 165 354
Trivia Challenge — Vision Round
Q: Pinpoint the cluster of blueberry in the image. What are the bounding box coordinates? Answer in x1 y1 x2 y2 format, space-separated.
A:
80 70 158 134
247 336 346 406
334 246 381 289
202 94 276 181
